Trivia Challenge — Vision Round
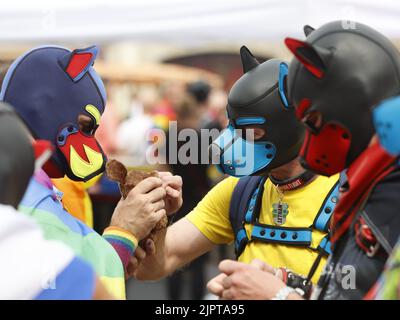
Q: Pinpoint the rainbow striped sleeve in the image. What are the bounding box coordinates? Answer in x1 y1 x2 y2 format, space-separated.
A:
103 226 138 271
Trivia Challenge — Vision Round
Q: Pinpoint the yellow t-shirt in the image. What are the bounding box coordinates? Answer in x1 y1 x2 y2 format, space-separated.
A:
186 174 339 283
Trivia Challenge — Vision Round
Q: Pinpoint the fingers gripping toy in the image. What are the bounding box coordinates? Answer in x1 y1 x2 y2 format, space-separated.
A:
106 159 168 233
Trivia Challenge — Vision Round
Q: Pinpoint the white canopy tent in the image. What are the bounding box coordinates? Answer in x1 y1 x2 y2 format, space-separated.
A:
0 0 400 45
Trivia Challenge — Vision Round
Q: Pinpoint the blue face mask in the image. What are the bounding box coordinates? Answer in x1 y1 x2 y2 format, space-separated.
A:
373 95 400 156
209 124 276 177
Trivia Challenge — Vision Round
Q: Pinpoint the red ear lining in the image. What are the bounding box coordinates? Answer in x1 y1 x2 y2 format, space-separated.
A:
66 52 93 79
285 37 324 78
59 46 99 82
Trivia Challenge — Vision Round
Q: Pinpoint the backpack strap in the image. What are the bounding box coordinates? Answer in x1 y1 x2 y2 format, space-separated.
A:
229 176 266 258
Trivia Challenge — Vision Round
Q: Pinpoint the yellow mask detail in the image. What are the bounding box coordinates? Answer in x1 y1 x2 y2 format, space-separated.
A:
85 104 101 125
70 144 104 179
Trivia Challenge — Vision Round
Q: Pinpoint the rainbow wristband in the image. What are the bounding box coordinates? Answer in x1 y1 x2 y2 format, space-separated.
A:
103 226 138 271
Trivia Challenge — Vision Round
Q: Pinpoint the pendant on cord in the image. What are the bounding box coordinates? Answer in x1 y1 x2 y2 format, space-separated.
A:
272 186 289 225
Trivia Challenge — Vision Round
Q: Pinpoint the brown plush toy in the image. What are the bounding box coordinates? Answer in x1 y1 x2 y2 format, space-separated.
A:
106 159 168 233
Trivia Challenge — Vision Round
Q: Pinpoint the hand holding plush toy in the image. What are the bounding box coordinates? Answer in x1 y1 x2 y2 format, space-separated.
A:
106 159 168 233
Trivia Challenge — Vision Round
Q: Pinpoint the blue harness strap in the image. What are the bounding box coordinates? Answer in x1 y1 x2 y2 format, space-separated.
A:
229 176 266 258
229 173 343 260
311 175 342 256
251 225 312 246
318 235 332 255
312 179 341 232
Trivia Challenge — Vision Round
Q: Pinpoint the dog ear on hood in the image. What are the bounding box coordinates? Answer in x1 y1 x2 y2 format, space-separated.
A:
285 37 332 78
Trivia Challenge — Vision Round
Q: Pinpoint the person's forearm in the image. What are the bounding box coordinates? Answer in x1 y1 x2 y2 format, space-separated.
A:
135 218 214 281
134 227 177 280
